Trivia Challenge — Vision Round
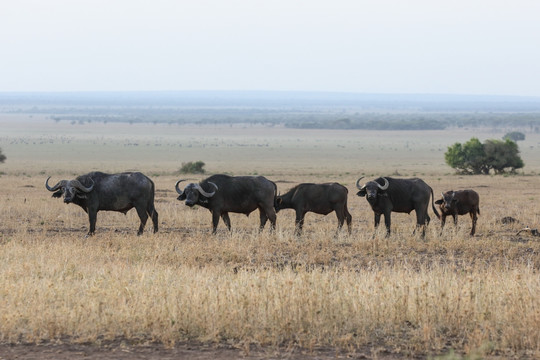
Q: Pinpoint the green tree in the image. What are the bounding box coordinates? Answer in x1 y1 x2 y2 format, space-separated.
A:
483 139 524 174
0 147 6 163
444 142 466 173
444 137 524 174
461 137 487 174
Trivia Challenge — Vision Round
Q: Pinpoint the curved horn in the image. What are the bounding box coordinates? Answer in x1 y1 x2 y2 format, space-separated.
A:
377 177 389 190
355 177 365 190
175 179 186 195
196 181 217 198
71 178 94 193
45 177 67 192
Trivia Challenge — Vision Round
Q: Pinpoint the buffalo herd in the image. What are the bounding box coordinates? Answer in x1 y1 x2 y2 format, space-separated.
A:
46 172 480 237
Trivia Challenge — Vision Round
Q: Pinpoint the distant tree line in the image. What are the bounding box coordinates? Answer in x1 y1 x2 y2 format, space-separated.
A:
4 102 540 130
284 113 540 131
285 118 446 130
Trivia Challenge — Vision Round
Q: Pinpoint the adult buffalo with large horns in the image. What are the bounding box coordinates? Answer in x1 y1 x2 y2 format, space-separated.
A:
356 176 439 237
175 174 277 234
46 171 158 236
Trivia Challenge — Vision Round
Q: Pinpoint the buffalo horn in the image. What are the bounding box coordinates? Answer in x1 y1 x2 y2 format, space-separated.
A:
196 181 217 198
355 177 365 190
45 177 67 192
175 179 186 195
377 177 389 190
72 178 94 193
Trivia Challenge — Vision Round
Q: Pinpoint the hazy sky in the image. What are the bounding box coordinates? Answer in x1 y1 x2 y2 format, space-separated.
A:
2 0 540 96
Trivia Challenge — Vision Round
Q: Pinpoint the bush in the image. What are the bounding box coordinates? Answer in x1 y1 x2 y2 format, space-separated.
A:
503 131 525 142
444 138 524 174
179 161 206 174
0 148 6 163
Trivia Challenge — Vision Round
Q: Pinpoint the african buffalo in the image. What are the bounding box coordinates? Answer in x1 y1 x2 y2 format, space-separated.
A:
175 174 277 234
356 176 439 237
275 182 352 235
46 171 158 236
435 190 480 236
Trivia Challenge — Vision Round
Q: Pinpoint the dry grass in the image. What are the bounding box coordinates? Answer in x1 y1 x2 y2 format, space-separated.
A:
0 121 540 358
1 173 539 358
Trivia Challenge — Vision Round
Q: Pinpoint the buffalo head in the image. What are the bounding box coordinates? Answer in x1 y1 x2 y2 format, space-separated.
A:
45 176 94 203
435 191 457 212
356 177 389 204
274 193 285 213
175 180 218 207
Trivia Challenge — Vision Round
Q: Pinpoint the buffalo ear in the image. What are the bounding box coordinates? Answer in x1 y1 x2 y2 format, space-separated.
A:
356 189 366 197
177 193 187 201
435 199 443 205
52 190 63 198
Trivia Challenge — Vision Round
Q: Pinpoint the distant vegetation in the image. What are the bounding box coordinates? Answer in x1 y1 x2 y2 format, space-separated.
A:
179 161 206 174
0 147 5 163
503 131 526 142
2 91 540 131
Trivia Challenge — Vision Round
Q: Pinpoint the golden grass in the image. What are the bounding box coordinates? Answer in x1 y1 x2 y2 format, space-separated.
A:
1 121 540 358
1 172 539 358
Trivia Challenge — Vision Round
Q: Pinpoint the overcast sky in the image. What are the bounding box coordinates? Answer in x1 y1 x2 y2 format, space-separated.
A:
1 0 540 96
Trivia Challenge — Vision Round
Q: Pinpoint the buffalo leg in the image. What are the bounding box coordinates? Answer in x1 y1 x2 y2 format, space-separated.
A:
440 215 447 234
148 204 159 233
335 207 351 234
452 214 458 226
258 209 268 231
135 206 149 235
268 210 276 232
414 210 428 237
335 210 344 232
470 211 477 236
294 210 305 236
211 211 221 234
414 224 426 237
383 213 391 236
221 212 231 231
259 205 276 232
345 206 352 234
374 213 381 229
335 208 350 233
87 209 98 236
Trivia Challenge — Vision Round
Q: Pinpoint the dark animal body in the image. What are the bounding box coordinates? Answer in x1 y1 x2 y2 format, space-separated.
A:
356 176 439 236
46 171 158 236
275 182 352 235
435 190 480 236
176 174 277 234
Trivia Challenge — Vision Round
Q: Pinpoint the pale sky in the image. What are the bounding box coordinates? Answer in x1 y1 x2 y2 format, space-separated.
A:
1 0 540 96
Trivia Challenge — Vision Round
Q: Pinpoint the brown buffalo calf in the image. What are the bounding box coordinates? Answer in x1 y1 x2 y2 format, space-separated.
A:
435 190 480 236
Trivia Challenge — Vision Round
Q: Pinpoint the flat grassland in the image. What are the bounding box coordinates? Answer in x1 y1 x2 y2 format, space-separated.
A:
1 118 539 359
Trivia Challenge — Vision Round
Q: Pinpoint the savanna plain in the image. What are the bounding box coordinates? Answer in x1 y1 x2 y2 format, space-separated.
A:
1 117 539 359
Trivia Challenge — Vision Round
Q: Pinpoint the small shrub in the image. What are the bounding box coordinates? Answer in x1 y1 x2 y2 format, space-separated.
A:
503 131 525 142
179 161 206 174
